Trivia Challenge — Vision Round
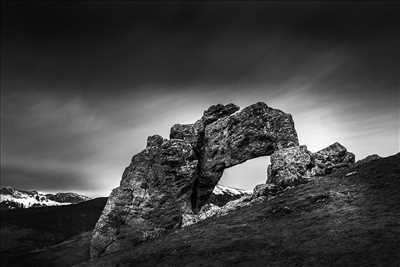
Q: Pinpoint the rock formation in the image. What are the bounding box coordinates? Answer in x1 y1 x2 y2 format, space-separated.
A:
196 103 298 210
267 145 313 186
178 140 357 227
90 102 299 258
90 102 356 258
266 142 355 187
311 142 355 175
90 137 198 258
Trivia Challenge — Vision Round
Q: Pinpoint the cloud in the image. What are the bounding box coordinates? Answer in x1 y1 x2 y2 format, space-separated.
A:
1 2 399 195
1 165 95 194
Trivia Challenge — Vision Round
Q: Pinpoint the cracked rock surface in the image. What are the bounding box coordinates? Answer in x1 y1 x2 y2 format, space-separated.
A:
310 142 355 176
267 142 355 187
90 137 198 258
90 102 299 258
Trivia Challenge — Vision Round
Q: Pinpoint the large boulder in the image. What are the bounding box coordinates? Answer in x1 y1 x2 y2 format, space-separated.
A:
266 142 355 189
91 102 299 258
267 145 313 186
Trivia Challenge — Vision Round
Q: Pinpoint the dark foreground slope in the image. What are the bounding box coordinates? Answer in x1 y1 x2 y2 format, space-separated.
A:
4 153 400 266
0 197 107 266
82 153 400 267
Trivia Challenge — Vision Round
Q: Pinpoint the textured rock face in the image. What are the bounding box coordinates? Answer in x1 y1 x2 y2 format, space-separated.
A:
268 145 313 186
91 102 299 258
170 103 240 149
201 103 240 125
311 142 355 176
90 137 198 258
266 142 355 188
170 102 298 210
195 102 298 209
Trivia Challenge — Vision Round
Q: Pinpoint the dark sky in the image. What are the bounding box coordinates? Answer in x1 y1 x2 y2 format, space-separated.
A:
1 1 399 196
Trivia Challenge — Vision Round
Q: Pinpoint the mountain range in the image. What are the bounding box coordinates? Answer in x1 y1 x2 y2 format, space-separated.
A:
0 184 248 210
0 187 91 209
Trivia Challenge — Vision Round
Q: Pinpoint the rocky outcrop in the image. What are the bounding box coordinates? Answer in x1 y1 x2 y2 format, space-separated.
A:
262 142 355 197
267 145 313 186
202 103 241 125
170 102 298 211
311 142 355 176
196 102 298 210
90 102 357 258
170 103 240 149
91 102 299 258
90 137 198 258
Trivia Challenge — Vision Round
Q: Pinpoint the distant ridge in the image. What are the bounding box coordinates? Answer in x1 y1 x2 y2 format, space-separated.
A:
0 185 247 210
0 187 90 209
210 184 251 207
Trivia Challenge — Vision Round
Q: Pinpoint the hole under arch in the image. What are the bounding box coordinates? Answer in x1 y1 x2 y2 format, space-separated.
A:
218 156 270 191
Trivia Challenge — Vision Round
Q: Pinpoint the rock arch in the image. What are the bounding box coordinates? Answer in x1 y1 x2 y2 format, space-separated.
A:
170 102 299 211
90 102 299 258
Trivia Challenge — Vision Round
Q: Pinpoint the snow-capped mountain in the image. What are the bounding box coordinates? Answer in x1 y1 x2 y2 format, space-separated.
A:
212 184 252 196
0 187 91 209
0 185 246 210
209 184 252 207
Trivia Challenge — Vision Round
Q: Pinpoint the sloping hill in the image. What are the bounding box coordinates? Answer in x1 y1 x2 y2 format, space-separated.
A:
0 197 107 266
7 153 399 267
79 153 400 267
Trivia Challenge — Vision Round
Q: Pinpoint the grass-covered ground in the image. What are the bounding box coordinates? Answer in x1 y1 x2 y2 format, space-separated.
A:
0 197 107 266
2 153 400 266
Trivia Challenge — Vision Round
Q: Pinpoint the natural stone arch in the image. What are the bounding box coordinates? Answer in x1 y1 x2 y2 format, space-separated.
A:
170 102 299 211
90 102 299 258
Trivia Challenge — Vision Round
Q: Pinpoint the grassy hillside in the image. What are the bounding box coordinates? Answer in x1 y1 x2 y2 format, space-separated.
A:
0 197 107 266
81 153 400 266
3 153 400 266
